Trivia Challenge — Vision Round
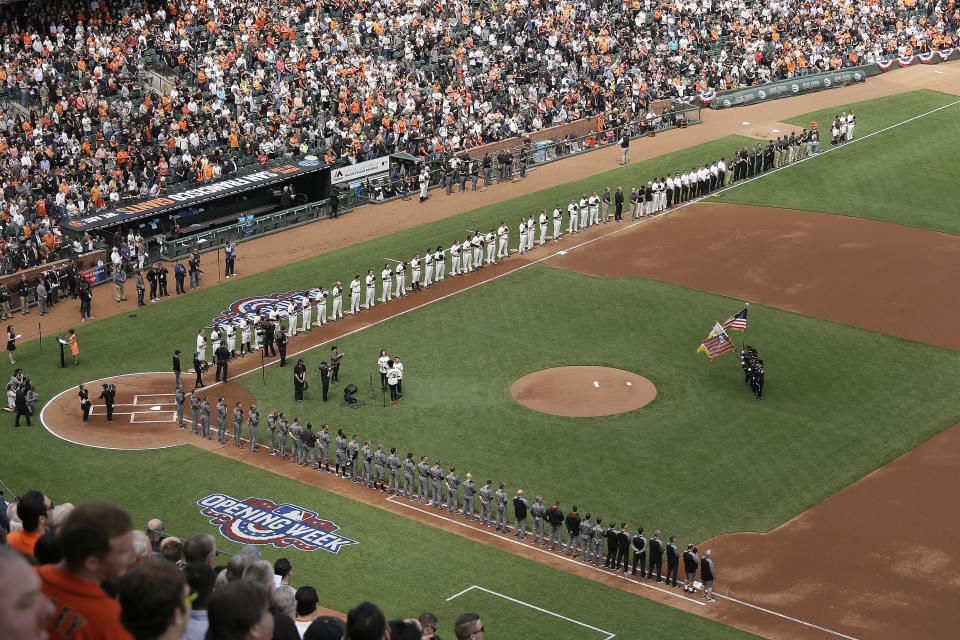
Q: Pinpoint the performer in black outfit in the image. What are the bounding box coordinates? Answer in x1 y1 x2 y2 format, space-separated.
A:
631 527 647 577
78 384 91 423
752 360 765 400
99 383 116 423
293 359 306 402
193 352 205 388
318 361 331 402
276 330 288 367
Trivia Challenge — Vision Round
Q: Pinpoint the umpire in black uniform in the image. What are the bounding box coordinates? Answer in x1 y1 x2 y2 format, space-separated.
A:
214 344 230 382
263 319 277 357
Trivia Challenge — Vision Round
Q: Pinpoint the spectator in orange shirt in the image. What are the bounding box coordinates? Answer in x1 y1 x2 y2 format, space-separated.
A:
7 491 53 557
38 500 136 640
0 546 55 640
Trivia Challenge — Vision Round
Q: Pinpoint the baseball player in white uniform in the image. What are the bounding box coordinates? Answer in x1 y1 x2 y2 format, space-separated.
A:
497 223 509 260
395 261 405 297
517 218 527 255
349 276 361 314
332 282 343 320
364 270 376 308
567 200 579 234
381 265 393 301
450 240 461 276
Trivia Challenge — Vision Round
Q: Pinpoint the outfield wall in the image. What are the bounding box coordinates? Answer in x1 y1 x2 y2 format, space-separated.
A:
674 48 960 110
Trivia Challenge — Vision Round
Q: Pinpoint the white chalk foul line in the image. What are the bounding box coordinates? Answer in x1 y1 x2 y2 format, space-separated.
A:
714 593 861 640
384 494 703 606
446 585 615 640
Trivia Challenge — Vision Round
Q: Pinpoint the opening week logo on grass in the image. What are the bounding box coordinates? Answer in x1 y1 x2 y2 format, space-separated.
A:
206 289 322 328
197 494 358 553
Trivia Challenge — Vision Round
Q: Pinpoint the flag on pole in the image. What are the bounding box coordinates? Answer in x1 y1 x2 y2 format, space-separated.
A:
697 323 736 360
722 308 748 332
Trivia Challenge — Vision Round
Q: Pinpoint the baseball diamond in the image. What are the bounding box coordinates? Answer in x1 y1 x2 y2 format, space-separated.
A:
8 62 960 640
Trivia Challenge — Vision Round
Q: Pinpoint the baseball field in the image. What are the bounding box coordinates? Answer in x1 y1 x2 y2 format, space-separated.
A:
9 65 960 639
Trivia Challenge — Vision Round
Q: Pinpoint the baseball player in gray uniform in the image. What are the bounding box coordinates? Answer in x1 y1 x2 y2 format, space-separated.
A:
190 391 200 434
317 424 331 472
416 456 430 502
403 453 416 499
200 397 212 440
479 480 494 527
216 398 227 444
530 496 546 546
360 440 373 487
266 411 278 455
290 418 304 465
346 435 360 482
386 447 401 493
374 444 387 491
430 460 444 508
461 473 476 519
175 386 186 429
579 514 594 563
334 429 347 476
592 518 606 566
247 405 259 452
232 402 244 448
445 467 460 513
278 414 290 460
495 483 509 533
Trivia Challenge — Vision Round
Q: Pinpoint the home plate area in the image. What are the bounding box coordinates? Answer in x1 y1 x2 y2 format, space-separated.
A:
89 394 177 423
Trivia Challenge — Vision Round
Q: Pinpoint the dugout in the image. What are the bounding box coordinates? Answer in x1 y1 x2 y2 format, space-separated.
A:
62 160 331 246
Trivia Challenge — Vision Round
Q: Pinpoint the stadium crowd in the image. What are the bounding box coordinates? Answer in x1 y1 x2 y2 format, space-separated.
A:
0 0 952 230
0 494 482 639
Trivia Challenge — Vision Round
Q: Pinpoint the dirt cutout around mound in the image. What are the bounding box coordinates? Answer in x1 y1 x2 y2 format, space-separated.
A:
511 366 656 416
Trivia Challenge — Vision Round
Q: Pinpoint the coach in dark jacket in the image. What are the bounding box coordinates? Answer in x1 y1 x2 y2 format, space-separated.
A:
683 544 700 593
564 507 581 557
604 522 619 568
631 527 647 577
616 523 631 572
648 530 665 582
666 535 681 587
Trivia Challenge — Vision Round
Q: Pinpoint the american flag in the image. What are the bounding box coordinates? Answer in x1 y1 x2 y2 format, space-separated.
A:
722 308 748 332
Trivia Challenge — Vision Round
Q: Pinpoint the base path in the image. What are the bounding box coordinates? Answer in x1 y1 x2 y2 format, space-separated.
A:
15 62 958 347
510 366 656 417
699 418 960 640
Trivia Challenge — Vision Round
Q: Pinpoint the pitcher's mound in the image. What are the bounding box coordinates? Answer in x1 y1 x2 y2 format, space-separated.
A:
510 366 657 417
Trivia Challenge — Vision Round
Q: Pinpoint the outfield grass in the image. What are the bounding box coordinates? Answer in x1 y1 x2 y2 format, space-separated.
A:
723 89 960 235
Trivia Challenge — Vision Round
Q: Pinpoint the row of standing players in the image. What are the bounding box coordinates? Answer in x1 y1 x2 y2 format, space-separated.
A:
187 127 831 360
169 390 723 601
